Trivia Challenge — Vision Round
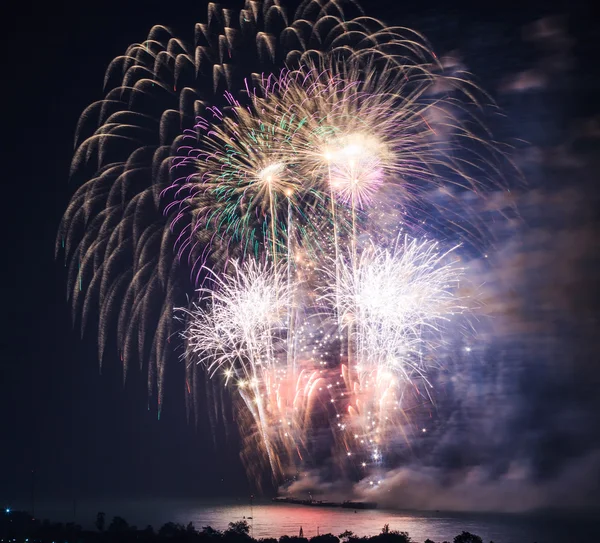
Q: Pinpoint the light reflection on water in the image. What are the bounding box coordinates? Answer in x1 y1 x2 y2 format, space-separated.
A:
28 501 598 543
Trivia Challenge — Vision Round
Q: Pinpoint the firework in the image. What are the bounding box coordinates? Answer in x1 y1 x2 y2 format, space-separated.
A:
182 260 289 474
181 259 331 479
321 237 467 463
58 0 511 486
181 236 468 480
165 44 506 279
59 0 420 407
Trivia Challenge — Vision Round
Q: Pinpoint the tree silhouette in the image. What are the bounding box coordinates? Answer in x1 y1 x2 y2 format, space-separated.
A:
279 535 309 543
202 525 223 538
227 521 251 536
369 525 411 543
454 532 483 543
108 516 130 533
310 534 339 543
158 522 187 537
95 512 105 532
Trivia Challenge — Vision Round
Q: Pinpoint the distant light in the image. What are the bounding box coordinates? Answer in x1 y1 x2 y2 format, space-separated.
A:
465 346 472 352
422 428 427 433
4 509 9 514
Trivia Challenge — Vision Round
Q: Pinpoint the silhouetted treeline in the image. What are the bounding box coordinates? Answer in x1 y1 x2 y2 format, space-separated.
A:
1 510 494 543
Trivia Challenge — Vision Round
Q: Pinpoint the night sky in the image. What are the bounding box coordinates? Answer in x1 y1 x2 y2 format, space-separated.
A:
2 0 599 512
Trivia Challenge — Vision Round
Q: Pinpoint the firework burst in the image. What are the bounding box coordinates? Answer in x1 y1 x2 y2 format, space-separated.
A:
58 0 513 487
321 237 467 464
59 0 415 408
181 259 328 479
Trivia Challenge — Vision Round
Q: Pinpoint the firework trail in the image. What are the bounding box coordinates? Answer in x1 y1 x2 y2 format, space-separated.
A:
182 260 291 476
58 0 512 485
181 259 331 480
320 237 467 465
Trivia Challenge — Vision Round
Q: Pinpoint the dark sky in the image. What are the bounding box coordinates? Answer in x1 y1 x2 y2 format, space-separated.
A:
2 0 599 514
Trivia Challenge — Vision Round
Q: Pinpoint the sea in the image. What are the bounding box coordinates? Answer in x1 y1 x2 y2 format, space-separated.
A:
21 500 599 543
